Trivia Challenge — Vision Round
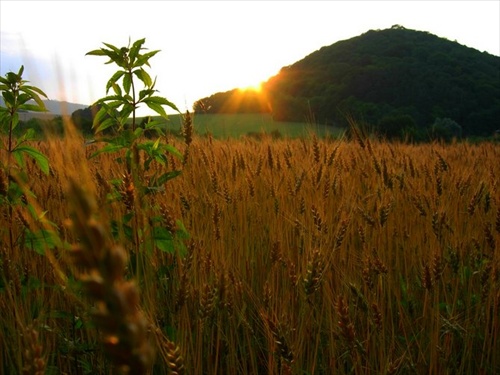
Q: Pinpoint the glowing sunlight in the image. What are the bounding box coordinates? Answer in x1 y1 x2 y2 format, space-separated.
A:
239 82 263 93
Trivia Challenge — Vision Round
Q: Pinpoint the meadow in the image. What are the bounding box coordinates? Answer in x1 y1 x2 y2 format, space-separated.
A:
0 126 498 374
153 113 343 140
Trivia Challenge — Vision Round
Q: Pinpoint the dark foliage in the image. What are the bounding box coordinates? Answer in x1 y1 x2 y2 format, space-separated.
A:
262 25 500 137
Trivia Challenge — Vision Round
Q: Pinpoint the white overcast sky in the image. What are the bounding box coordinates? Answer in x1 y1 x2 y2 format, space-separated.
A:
1 1 499 114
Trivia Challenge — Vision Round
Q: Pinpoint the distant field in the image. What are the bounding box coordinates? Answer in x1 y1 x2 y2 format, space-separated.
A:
163 113 345 139
21 111 345 139
18 111 59 122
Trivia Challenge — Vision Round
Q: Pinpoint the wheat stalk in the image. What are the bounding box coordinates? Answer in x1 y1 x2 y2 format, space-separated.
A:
304 249 325 296
66 182 154 374
22 326 46 375
422 263 433 291
336 295 356 349
165 339 185 375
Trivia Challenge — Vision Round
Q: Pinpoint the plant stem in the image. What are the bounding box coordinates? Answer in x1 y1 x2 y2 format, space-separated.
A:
7 103 15 252
128 67 137 132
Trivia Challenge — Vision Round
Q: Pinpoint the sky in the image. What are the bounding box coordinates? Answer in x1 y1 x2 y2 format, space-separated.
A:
1 0 499 115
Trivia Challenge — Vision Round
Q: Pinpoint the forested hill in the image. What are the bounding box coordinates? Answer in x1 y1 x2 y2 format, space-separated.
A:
264 25 499 137
195 26 500 138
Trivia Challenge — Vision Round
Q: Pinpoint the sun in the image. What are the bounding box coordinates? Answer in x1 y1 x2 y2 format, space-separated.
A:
239 81 263 93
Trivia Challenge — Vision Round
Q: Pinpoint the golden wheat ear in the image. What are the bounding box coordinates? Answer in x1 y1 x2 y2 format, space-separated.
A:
66 181 155 374
22 326 46 375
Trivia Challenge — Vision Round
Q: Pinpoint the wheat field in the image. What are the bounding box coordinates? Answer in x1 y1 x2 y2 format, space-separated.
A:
1 125 499 374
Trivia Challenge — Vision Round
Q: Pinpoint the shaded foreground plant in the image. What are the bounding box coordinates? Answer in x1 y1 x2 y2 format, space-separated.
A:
0 65 49 175
0 66 55 255
85 38 187 261
67 181 154 374
86 38 179 133
86 38 181 182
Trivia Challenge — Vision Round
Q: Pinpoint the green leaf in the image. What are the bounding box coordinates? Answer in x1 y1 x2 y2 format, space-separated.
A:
11 112 19 130
96 95 129 103
6 181 24 202
106 70 125 93
152 137 160 150
19 104 46 112
89 46 121 65
86 49 108 56
144 101 168 119
144 96 180 113
138 89 155 101
92 106 110 129
22 91 47 111
106 190 122 204
111 82 122 96
25 229 62 255
2 90 15 107
17 128 36 144
175 220 190 239
133 69 152 87
13 146 50 175
23 85 48 100
133 127 144 138
122 212 135 224
145 118 166 130
5 71 19 84
157 170 182 185
91 143 125 158
102 42 121 54
133 50 160 68
162 143 183 159
12 149 25 169
95 118 116 133
153 226 175 254
129 38 146 61
0 111 10 128
123 72 132 95
17 93 31 106
143 95 175 106
116 130 137 145
101 100 125 110
118 106 134 125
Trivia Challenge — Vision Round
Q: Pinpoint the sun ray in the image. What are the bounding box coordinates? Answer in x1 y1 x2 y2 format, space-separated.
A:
239 81 263 93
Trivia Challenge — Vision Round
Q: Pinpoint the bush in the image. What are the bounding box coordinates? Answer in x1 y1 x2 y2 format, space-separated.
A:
377 114 416 140
430 117 462 142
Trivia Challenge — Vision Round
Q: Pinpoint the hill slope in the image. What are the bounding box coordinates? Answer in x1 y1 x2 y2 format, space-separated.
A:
194 26 500 138
0 98 87 116
263 25 500 137
41 100 88 115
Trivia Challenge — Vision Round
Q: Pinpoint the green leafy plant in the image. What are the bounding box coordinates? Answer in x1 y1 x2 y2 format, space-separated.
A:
0 65 49 175
86 38 188 258
86 38 182 190
86 37 178 133
0 66 53 252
